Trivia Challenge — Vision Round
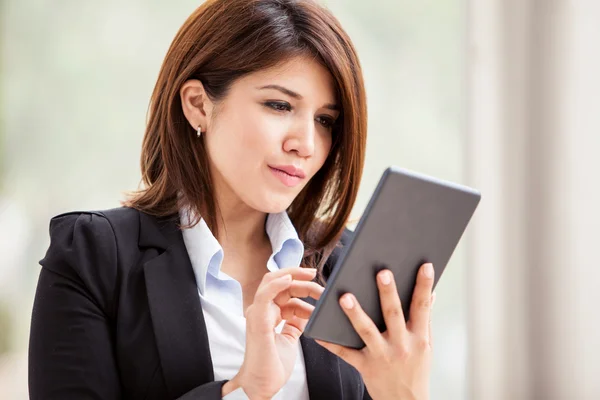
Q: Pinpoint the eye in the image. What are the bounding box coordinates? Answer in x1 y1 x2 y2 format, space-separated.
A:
316 115 336 129
264 101 292 112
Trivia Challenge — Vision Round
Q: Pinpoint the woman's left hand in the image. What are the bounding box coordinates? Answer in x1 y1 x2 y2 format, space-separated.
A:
316 263 437 400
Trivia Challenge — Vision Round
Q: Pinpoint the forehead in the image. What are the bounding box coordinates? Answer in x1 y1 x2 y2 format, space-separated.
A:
236 55 337 102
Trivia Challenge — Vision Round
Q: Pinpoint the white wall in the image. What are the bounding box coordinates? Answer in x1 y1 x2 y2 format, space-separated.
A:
467 0 600 398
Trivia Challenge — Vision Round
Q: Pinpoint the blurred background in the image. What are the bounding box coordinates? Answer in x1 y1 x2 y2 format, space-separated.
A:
0 0 598 399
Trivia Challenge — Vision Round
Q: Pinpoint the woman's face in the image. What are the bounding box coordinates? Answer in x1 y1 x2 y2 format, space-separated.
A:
182 55 340 214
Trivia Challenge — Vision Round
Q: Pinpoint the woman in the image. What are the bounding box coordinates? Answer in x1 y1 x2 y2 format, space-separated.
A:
29 0 436 399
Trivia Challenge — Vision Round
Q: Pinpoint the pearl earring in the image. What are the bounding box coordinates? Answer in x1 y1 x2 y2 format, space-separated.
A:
196 125 202 138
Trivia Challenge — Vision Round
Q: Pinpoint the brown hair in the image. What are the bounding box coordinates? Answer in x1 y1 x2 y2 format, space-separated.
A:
122 0 367 277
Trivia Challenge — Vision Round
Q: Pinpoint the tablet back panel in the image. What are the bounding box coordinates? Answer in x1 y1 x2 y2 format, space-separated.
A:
304 166 481 348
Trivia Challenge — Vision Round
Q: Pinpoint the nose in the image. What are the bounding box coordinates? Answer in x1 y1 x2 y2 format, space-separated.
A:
283 118 315 158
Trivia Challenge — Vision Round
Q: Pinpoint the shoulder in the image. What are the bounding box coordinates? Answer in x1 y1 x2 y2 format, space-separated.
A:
46 206 143 252
44 207 143 268
40 207 143 316
48 206 140 236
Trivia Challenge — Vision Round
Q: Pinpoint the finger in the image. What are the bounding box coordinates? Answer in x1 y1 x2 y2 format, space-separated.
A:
407 263 435 337
254 274 293 305
430 292 436 348
376 269 407 342
280 298 315 320
339 293 386 357
261 267 317 284
273 281 324 305
315 339 364 370
280 315 307 341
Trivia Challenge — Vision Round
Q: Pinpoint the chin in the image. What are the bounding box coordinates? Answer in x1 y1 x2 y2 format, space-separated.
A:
250 192 297 214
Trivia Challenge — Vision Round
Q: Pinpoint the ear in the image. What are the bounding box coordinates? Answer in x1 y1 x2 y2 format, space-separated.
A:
180 79 215 133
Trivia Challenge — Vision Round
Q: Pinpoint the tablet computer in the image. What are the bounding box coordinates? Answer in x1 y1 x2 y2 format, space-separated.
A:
303 166 481 349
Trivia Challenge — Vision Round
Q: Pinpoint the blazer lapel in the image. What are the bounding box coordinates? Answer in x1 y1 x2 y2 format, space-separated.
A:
139 212 215 399
301 336 344 399
301 296 344 399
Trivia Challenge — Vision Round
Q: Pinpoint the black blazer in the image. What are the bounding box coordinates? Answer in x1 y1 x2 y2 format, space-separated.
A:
29 206 371 399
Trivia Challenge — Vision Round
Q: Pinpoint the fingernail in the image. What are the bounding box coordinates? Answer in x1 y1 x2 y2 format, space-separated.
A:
283 274 292 281
379 271 391 285
340 294 354 309
423 263 434 278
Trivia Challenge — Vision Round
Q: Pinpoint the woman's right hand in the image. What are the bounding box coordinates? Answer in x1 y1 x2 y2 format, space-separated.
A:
222 267 324 399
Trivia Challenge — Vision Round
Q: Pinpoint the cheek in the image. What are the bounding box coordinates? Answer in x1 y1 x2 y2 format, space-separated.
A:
213 113 272 163
206 113 280 191
232 107 278 146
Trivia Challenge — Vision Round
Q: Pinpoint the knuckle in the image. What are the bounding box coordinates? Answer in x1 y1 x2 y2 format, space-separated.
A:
357 325 376 340
392 343 410 360
289 298 303 308
383 305 403 320
253 288 265 300
287 297 299 305
381 349 395 365
417 298 431 311
245 305 256 319
416 335 431 351
280 307 292 319
261 272 274 284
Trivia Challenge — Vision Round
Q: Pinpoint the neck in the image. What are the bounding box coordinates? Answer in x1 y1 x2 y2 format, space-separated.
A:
210 181 270 256
212 192 273 283
216 202 270 255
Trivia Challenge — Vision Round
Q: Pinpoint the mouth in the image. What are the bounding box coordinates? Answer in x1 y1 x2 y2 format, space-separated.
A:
268 165 306 187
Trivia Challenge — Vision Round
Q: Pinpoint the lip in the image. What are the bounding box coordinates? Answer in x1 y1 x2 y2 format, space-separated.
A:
268 165 306 187
269 164 306 179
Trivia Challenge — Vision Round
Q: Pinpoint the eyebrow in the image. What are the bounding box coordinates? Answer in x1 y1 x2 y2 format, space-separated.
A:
257 84 339 111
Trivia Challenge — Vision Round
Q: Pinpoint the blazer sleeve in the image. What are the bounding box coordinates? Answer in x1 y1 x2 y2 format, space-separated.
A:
28 213 227 400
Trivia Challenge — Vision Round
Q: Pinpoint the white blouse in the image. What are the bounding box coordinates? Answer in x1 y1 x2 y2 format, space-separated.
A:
180 208 310 400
